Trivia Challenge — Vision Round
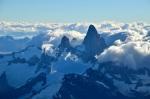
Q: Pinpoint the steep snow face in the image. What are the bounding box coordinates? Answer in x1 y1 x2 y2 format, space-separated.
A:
0 46 42 87
6 63 37 88
52 52 91 74
0 36 30 52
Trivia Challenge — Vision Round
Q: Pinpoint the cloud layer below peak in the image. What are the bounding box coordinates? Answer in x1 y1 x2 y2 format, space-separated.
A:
0 21 150 69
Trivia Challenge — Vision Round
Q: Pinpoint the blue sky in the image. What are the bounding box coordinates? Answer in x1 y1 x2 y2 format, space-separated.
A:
0 0 150 23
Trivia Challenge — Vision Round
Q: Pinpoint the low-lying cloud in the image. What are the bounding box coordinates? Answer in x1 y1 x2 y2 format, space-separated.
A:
98 41 150 69
1 21 150 69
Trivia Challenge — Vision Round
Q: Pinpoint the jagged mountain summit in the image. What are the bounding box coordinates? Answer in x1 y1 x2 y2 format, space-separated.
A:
83 25 106 57
59 36 72 50
0 23 150 99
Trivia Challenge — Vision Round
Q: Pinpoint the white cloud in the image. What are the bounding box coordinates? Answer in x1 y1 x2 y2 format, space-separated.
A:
98 41 150 69
1 21 150 69
47 29 85 47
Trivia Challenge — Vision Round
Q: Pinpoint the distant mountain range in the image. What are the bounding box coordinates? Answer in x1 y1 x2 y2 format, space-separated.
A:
0 22 150 99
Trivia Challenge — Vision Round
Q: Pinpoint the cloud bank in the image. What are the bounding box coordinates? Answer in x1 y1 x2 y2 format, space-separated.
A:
98 41 150 69
1 21 150 69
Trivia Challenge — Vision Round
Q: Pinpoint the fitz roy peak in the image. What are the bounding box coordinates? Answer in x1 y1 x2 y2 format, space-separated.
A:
83 25 106 57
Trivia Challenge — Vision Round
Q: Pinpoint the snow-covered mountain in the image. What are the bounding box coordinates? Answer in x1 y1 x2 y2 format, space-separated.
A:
0 21 150 99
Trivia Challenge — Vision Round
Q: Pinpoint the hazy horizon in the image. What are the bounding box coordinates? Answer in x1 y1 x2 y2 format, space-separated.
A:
0 0 150 23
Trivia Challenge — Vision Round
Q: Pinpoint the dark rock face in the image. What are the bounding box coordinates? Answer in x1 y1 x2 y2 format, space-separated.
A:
53 73 126 99
53 62 150 99
0 72 15 99
59 36 71 51
83 25 106 58
0 72 47 99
